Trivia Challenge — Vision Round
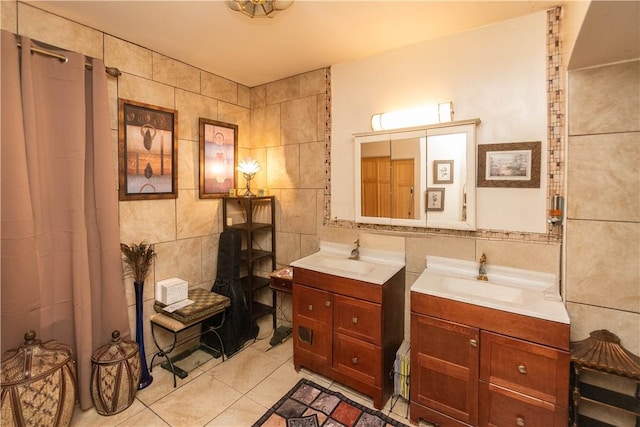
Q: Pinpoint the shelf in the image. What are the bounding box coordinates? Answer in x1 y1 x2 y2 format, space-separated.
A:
227 222 273 232
251 301 274 321
240 249 273 263
241 275 271 293
576 414 619 427
579 382 640 416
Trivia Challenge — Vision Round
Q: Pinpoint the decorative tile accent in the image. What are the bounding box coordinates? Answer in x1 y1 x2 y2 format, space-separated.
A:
322 8 565 244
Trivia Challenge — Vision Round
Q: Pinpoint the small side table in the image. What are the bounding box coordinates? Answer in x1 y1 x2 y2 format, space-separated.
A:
269 268 293 329
269 268 293 346
570 329 640 426
150 288 230 387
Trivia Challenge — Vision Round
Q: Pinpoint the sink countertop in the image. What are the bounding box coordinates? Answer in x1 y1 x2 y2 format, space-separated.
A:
290 241 405 285
411 256 570 324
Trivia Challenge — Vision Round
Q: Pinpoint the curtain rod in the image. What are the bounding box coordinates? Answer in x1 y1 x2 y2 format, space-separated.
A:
16 42 121 78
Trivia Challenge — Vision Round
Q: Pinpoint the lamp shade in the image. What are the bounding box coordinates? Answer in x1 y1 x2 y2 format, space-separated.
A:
237 157 261 175
371 102 454 131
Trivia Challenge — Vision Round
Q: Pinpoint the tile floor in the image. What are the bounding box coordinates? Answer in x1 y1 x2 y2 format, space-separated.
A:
72 331 413 426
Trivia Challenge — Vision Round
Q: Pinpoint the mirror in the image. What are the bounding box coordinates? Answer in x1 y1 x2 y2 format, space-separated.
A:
355 120 478 230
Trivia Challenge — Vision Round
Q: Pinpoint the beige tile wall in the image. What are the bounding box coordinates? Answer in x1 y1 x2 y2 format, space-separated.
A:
566 59 639 426
566 60 640 355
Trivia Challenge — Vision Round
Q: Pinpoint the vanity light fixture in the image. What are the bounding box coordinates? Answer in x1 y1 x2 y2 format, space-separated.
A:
226 0 293 18
371 102 454 131
237 157 261 197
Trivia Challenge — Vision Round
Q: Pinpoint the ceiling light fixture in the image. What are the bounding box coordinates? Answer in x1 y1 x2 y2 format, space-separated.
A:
226 0 293 18
371 102 454 131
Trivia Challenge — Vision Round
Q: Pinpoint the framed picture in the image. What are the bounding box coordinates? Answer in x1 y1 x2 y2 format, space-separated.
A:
199 118 238 198
477 141 541 188
433 160 454 184
426 188 445 211
118 99 178 200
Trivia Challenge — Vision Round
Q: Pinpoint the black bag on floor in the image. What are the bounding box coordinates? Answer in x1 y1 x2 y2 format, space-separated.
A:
202 230 259 357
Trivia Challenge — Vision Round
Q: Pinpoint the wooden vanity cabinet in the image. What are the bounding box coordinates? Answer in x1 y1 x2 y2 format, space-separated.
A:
410 293 570 427
292 267 405 409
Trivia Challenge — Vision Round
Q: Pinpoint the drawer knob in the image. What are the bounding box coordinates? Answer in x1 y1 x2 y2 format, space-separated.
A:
470 339 477 347
516 416 525 426
518 364 527 374
325 300 331 307
352 316 358 324
308 304 313 311
351 357 358 365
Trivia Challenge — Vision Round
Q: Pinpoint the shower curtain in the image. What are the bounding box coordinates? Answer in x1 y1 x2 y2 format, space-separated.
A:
1 30 130 410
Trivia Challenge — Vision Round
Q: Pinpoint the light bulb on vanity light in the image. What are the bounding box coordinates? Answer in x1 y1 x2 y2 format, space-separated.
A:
371 102 454 131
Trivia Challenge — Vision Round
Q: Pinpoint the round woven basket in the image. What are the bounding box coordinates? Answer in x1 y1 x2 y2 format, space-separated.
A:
1 331 77 427
91 330 140 416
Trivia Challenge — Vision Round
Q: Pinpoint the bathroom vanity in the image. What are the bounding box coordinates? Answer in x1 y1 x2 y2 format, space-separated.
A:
410 256 570 427
291 242 405 409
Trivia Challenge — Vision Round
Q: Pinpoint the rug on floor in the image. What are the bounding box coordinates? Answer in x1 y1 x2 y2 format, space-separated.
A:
252 378 409 427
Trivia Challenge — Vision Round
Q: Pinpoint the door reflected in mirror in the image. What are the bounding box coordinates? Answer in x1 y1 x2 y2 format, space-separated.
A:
355 120 478 230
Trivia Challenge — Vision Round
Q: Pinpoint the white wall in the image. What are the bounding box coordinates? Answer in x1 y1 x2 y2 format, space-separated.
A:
331 12 548 233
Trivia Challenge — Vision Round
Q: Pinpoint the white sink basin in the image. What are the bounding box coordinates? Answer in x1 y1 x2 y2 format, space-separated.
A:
441 276 523 304
291 241 405 285
411 256 570 324
320 258 376 275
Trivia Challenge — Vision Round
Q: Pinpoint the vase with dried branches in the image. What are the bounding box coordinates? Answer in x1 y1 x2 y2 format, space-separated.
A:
120 241 156 389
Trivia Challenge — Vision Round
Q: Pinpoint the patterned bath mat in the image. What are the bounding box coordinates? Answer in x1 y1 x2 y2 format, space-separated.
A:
252 378 409 427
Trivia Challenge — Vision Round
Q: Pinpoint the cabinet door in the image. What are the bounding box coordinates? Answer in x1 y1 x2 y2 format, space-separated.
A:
334 294 381 345
293 284 332 366
411 313 479 426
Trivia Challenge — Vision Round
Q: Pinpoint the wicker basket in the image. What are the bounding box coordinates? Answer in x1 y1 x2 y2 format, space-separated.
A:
90 330 140 415
1 331 77 427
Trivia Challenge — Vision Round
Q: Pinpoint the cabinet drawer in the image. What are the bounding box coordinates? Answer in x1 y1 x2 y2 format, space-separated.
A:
480 381 566 427
334 294 381 345
480 331 569 406
293 284 332 324
334 333 381 386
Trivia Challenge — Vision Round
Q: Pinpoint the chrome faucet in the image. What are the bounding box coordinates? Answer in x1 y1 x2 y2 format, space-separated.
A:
477 253 488 281
349 239 360 260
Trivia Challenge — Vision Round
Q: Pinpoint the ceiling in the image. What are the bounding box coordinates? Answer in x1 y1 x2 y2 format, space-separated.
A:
27 0 567 87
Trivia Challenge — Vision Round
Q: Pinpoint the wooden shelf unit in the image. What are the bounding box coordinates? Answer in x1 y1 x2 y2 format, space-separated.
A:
223 196 276 323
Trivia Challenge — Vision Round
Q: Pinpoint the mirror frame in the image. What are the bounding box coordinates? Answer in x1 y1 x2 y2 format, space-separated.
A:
354 119 480 231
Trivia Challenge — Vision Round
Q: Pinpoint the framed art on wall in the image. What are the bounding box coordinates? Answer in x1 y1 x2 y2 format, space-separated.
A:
199 118 238 199
426 188 445 211
477 141 541 188
433 160 454 184
118 99 178 200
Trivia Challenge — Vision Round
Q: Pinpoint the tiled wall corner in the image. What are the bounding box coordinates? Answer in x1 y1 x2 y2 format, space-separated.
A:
201 72 239 105
266 75 300 105
104 35 152 79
